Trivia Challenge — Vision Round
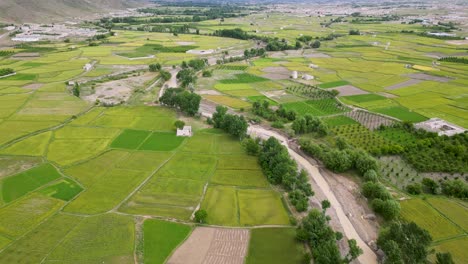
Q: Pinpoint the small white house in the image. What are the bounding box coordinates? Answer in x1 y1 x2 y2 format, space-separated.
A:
83 63 93 71
302 74 314 80
291 71 298 79
177 126 192 137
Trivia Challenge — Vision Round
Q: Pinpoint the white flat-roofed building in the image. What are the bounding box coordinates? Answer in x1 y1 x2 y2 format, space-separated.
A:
177 126 192 137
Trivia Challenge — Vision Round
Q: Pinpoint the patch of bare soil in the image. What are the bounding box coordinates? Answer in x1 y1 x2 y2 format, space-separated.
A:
84 72 156 104
303 51 331 58
196 90 223 95
176 41 195 46
187 49 214 55
269 51 287 58
0 156 42 178
333 85 369 96
262 66 290 80
167 227 250 264
23 83 43 90
321 169 379 244
12 52 40 60
446 39 468 45
407 73 451 82
385 79 421 90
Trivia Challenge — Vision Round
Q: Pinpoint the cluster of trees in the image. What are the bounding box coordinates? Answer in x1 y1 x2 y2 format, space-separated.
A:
377 221 433 264
405 177 468 198
243 48 266 59
212 28 297 51
138 6 246 21
0 51 14 57
0 68 14 76
213 28 253 40
297 208 362 264
72 83 80 97
149 63 171 81
211 106 248 139
251 100 297 122
296 35 321 48
377 124 468 173
258 137 313 211
182 58 207 71
349 29 361 35
176 58 207 88
439 56 468 64
159 88 201 116
292 115 329 136
300 140 400 220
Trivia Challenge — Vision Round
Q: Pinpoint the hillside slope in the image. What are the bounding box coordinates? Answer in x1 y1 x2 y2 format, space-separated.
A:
0 0 144 23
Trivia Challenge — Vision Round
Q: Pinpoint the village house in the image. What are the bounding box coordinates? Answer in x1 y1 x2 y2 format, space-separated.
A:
176 126 193 137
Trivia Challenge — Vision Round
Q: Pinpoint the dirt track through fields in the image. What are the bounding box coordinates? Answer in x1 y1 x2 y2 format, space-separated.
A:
167 227 250 264
247 126 378 264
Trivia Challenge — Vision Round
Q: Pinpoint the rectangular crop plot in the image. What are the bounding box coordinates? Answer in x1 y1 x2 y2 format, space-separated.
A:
342 94 387 103
238 189 290 226
46 214 135 263
426 198 468 231
219 74 268 84
39 178 83 201
139 132 185 151
322 115 358 127
319 80 349 89
246 228 305 264
110 129 150 149
201 186 239 226
1 163 61 203
0 213 82 263
211 170 269 188
433 236 468 264
0 194 64 238
400 199 464 241
217 155 261 170
143 219 192 264
374 106 428 122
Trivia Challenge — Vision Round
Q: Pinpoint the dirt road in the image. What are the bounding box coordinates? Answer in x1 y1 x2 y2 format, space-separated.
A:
158 68 179 99
247 125 378 264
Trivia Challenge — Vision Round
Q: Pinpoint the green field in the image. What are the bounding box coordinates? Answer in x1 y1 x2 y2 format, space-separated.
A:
1 163 61 203
143 219 192 264
246 228 305 264
400 198 464 241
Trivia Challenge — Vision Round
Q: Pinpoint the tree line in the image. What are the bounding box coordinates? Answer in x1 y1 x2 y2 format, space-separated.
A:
210 106 248 140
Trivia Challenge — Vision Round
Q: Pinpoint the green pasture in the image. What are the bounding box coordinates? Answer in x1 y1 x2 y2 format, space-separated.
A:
400 198 464 241
143 219 192 264
246 228 305 264
39 178 83 201
1 163 61 203
46 214 135 263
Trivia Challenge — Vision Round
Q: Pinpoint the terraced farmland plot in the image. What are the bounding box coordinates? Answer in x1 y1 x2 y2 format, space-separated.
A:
400 198 464 241
0 131 52 156
283 99 348 117
0 163 61 203
0 194 64 238
374 106 428 122
246 228 305 264
64 151 172 214
45 214 135 264
120 152 216 220
143 219 192 264
219 73 269 84
0 213 83 264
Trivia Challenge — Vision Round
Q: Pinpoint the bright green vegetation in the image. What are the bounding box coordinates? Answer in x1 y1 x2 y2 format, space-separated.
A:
1 163 61 203
246 228 305 264
331 124 394 154
374 106 428 122
118 43 199 58
217 65 249 71
283 99 348 116
111 129 151 149
46 214 135 263
322 115 358 127
211 169 269 187
219 73 268 84
319 80 349 88
143 219 192 264
139 132 186 151
39 178 83 201
426 197 468 231
433 236 468 264
64 151 172 214
400 198 464 241
342 94 387 103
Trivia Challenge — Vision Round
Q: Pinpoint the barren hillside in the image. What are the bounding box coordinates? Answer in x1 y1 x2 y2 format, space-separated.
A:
0 0 145 23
